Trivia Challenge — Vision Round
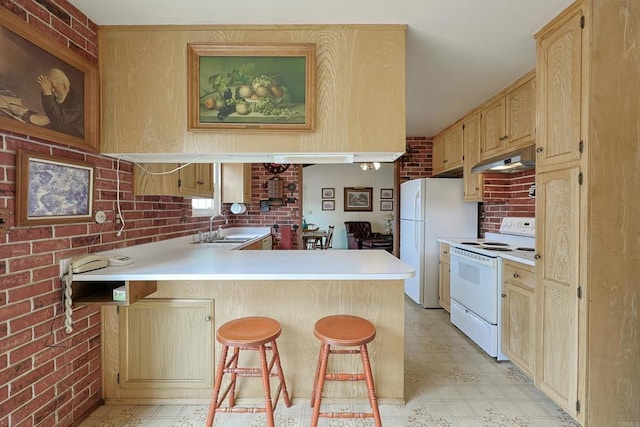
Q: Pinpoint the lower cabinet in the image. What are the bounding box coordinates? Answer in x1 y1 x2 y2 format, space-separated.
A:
118 299 214 394
438 243 451 312
241 235 272 250
501 259 536 377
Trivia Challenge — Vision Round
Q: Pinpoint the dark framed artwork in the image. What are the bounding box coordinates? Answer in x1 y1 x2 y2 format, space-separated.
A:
322 200 335 211
0 8 99 152
380 200 393 211
322 188 334 199
381 188 393 199
187 42 316 131
344 187 373 212
15 150 94 226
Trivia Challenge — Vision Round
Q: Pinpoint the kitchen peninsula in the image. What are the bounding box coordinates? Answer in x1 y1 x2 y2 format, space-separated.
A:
70 229 414 405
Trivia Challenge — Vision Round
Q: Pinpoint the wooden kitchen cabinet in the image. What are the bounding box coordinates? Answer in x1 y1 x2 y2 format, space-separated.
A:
221 163 251 204
480 71 536 160
179 163 213 198
134 163 213 198
462 112 484 201
117 299 214 397
501 259 535 378
71 280 156 306
438 243 451 312
241 235 272 250
432 121 464 175
533 1 640 425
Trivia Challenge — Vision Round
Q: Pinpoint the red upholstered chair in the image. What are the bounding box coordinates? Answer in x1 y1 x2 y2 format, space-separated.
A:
344 221 392 251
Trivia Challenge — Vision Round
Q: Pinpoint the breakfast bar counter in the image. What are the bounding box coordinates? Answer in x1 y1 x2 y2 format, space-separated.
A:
72 232 414 405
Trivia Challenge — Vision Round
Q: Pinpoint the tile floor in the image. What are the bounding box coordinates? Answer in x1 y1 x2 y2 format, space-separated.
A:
80 297 579 426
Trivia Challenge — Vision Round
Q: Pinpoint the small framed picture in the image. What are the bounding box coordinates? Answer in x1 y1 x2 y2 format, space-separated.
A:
381 188 393 199
322 200 335 211
322 188 335 199
380 200 393 211
344 187 372 212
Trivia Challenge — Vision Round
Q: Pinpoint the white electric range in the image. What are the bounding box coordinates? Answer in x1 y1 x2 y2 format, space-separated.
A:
441 217 536 361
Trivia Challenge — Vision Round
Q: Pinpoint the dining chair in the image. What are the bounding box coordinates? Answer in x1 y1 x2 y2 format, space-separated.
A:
322 225 335 249
304 224 320 249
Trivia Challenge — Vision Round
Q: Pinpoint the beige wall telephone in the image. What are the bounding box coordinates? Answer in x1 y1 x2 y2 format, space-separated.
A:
70 254 109 274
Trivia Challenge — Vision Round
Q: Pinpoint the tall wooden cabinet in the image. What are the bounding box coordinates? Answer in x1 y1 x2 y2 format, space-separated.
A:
535 1 640 425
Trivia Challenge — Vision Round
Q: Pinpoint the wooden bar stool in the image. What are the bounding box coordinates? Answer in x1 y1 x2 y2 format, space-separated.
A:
310 315 382 427
206 316 291 427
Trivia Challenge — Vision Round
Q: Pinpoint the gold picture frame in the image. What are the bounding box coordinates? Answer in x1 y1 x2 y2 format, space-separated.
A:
16 150 95 226
187 42 316 131
0 8 99 152
344 187 373 212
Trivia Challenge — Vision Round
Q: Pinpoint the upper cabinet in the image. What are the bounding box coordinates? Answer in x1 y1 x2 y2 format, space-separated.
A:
432 121 463 175
134 163 213 198
221 164 251 204
99 25 406 159
481 72 536 160
462 112 483 202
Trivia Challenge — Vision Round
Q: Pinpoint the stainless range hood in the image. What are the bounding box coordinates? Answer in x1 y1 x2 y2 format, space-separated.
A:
471 145 536 173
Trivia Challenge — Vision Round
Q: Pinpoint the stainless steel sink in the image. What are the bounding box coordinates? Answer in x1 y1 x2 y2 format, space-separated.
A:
192 237 251 244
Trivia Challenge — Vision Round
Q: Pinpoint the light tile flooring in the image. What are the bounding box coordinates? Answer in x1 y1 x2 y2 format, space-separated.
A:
80 297 579 426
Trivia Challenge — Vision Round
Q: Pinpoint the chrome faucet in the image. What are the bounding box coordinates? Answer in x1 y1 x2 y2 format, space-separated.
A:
209 214 228 240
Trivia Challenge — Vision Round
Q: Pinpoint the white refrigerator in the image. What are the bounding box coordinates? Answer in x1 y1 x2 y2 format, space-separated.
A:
400 178 478 308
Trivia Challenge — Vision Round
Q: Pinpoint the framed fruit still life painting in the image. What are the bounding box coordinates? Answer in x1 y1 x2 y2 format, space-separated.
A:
187 42 315 131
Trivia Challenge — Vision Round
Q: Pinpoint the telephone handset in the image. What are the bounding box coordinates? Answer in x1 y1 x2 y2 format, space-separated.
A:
70 254 109 274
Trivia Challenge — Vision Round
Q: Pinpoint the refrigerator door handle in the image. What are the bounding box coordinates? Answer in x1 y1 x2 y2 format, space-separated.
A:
413 191 421 221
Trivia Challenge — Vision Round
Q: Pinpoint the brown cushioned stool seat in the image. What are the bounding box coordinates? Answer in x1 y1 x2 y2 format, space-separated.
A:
206 316 291 427
310 315 382 427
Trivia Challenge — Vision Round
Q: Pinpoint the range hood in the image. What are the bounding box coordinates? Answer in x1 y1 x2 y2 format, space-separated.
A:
471 146 536 173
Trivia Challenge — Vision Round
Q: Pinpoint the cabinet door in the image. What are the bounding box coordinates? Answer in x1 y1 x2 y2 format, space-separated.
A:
445 123 464 170
463 112 483 201
119 299 214 394
480 97 506 159
432 133 446 175
536 7 584 170
535 167 581 419
505 77 536 150
222 163 251 203
180 164 213 198
134 163 181 196
502 281 535 377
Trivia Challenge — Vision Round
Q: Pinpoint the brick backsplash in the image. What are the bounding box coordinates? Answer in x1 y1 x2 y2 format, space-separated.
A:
0 2 209 426
481 169 535 234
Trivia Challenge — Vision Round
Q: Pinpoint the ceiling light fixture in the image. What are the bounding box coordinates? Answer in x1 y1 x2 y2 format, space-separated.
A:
360 162 381 171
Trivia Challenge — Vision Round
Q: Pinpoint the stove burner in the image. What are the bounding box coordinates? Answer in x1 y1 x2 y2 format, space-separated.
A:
483 247 513 251
460 242 481 245
516 247 535 252
482 242 509 247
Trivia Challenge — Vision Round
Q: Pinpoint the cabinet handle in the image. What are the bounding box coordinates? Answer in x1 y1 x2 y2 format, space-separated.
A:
513 273 519 278
501 293 507 298
443 251 448 254
205 316 212 322
534 254 541 260
536 147 544 153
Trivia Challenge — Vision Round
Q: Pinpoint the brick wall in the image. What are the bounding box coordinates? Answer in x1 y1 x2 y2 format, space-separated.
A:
0 1 211 425
223 164 302 249
399 136 434 182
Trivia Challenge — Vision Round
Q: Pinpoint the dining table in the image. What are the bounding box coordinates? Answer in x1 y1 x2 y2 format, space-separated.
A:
302 226 327 249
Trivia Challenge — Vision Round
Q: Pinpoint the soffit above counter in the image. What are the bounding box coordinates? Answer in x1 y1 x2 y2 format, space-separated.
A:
104 151 405 164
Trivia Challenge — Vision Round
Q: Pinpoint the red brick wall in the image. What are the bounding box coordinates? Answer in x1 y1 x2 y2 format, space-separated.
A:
0 2 211 426
399 136 434 182
480 169 535 234
223 164 302 249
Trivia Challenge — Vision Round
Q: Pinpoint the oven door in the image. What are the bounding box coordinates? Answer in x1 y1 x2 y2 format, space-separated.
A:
450 247 499 324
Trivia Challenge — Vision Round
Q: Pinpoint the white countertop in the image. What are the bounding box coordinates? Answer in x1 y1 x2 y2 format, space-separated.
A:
438 237 536 266
71 229 415 281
